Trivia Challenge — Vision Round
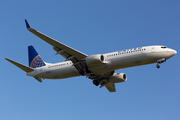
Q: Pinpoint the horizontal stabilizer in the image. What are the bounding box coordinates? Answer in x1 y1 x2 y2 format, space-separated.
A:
5 58 34 72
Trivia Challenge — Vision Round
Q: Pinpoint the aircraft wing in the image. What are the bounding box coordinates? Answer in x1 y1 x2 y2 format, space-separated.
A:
92 71 116 92
25 20 88 63
105 83 116 92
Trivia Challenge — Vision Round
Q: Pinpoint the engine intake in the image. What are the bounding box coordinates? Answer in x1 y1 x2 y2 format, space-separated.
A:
86 54 104 66
109 73 127 83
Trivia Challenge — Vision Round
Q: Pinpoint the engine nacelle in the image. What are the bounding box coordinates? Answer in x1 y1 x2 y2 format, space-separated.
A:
109 73 127 83
86 54 104 66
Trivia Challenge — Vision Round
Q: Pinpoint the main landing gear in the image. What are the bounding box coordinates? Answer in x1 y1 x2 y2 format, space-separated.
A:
93 80 99 86
79 69 86 76
156 58 166 69
78 65 91 76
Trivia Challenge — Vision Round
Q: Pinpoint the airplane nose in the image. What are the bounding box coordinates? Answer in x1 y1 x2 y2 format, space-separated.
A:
174 50 177 55
169 49 177 56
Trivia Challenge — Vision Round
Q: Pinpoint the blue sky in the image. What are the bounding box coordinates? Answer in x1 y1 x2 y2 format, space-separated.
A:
1 0 180 120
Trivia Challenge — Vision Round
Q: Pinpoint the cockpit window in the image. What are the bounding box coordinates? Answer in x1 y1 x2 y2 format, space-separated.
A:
161 46 167 48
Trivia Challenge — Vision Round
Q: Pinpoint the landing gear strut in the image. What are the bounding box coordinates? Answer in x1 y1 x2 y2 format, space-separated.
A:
156 63 160 68
156 58 166 69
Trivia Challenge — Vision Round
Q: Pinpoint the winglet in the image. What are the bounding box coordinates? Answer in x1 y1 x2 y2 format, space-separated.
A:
25 19 31 29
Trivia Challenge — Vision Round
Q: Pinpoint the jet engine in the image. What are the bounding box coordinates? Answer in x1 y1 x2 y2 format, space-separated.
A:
86 54 104 66
109 73 127 83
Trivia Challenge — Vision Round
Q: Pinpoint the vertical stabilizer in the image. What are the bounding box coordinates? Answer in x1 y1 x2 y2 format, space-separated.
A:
28 45 46 68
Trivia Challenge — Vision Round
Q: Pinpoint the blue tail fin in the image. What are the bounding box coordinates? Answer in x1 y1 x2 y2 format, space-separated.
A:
28 45 46 68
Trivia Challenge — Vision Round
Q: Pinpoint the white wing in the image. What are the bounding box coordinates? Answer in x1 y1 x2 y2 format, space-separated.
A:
25 20 88 62
105 83 116 92
25 20 88 72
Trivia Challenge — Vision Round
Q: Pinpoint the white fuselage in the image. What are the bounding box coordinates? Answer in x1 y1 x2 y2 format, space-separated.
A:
27 45 177 79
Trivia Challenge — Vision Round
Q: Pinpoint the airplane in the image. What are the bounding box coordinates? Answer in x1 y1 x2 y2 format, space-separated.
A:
5 20 177 92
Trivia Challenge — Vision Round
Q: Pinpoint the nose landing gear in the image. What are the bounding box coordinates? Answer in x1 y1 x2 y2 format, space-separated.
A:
156 63 160 68
156 58 166 69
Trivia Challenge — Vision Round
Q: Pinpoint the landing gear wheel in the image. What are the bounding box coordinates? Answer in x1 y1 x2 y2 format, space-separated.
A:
79 69 85 76
156 64 160 68
93 80 99 86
